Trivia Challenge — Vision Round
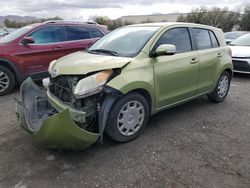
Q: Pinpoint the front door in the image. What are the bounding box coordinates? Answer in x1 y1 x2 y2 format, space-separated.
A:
15 26 66 74
152 27 199 110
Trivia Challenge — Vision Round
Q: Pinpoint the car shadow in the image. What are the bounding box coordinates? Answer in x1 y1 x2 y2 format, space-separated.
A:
233 72 250 79
47 96 212 161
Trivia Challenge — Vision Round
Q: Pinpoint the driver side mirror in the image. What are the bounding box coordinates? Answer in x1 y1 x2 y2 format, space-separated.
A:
151 44 176 57
22 37 35 45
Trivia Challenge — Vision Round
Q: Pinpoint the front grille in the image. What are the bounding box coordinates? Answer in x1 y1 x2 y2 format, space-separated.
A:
232 60 250 72
49 76 74 103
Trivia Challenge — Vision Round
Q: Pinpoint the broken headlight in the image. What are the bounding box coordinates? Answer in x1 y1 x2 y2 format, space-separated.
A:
48 60 60 78
74 69 112 98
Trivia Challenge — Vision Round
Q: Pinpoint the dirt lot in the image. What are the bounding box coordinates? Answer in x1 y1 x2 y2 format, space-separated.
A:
0 74 249 188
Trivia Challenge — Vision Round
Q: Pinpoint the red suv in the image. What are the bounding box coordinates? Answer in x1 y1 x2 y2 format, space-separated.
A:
0 20 108 95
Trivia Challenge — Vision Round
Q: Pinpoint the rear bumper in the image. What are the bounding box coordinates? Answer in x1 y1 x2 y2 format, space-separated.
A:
15 78 99 151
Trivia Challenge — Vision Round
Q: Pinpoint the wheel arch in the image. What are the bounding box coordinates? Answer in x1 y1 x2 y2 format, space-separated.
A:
0 59 20 82
224 68 233 80
127 88 152 114
112 82 156 114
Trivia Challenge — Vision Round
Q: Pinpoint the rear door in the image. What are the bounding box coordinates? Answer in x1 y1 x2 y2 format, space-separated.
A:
193 28 222 94
62 26 104 54
153 27 199 109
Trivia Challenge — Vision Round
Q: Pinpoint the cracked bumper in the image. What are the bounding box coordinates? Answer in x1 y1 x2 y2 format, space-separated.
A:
15 78 99 151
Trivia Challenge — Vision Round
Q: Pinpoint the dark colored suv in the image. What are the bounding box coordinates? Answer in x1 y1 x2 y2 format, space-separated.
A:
0 20 108 95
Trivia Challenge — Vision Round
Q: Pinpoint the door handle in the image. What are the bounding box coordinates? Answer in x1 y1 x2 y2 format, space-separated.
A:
217 53 223 58
190 58 198 64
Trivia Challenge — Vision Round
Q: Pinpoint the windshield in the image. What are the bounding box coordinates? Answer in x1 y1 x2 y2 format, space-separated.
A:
230 34 250 46
225 32 247 40
0 25 35 43
89 26 160 57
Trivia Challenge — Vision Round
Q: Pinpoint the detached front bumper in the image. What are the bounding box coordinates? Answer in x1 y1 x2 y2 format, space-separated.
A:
15 78 99 151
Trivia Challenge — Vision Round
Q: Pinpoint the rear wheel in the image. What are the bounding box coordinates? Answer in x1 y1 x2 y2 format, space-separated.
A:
105 92 149 142
0 65 15 96
207 71 231 103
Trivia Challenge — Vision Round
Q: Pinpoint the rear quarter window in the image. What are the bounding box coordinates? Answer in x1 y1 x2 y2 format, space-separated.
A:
209 31 219 47
89 27 104 38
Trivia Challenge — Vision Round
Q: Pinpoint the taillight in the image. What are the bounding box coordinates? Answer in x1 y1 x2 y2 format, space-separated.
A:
228 47 232 57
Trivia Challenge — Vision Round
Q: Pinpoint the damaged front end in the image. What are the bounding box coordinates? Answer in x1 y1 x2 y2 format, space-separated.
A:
15 74 120 151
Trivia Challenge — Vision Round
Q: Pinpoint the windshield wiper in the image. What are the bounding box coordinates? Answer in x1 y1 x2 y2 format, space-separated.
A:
88 49 118 56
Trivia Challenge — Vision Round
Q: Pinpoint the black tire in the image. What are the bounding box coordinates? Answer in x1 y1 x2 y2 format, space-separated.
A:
105 92 149 142
207 71 231 103
0 65 15 96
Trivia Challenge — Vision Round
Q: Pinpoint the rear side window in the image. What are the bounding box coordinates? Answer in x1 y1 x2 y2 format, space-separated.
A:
28 26 64 44
154 27 192 53
194 28 212 50
194 28 220 50
65 26 90 41
209 31 219 47
89 27 104 38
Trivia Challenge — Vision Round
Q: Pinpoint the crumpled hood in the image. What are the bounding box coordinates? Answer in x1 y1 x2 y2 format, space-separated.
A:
51 51 132 75
230 46 250 58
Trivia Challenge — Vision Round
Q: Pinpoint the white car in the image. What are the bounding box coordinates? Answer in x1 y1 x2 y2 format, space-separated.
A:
224 31 248 44
0 30 8 38
230 33 250 73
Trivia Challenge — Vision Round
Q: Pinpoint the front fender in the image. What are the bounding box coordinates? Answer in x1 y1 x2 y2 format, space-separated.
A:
107 64 156 113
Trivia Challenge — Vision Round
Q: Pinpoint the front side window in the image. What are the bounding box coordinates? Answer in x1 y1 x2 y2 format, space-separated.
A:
28 26 64 44
153 27 192 53
194 28 212 50
65 26 90 41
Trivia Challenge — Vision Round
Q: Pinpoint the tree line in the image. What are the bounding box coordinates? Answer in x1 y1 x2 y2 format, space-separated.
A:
177 6 250 32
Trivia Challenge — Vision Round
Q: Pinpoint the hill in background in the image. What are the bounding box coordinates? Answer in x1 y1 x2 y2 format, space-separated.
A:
0 15 39 24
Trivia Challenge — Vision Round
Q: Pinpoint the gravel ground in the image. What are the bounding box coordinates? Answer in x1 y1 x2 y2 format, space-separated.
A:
0 74 249 188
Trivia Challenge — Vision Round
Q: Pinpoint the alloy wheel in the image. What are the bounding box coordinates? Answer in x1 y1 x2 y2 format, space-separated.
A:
0 71 9 93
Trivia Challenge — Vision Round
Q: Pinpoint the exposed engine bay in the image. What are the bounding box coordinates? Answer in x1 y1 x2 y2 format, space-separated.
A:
49 75 103 132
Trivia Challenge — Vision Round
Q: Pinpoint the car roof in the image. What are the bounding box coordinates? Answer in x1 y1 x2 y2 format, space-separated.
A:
26 21 108 32
27 20 100 28
127 22 220 30
43 21 97 26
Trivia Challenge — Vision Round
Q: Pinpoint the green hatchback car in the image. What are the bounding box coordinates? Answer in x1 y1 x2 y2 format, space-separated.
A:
16 22 233 150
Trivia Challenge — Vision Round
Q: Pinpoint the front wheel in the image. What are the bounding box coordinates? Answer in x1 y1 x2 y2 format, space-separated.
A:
0 65 15 96
105 92 149 142
207 71 231 103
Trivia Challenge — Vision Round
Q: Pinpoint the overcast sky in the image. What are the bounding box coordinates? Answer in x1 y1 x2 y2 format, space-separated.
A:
0 0 249 20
